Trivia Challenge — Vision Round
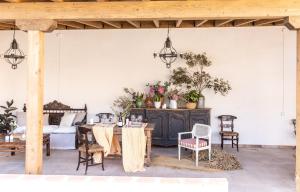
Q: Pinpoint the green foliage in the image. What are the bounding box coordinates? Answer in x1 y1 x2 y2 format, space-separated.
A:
153 94 161 102
184 90 200 103
111 96 133 119
0 100 17 133
124 88 145 106
170 52 231 96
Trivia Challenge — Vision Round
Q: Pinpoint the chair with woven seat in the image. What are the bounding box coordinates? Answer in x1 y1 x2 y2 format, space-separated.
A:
218 115 239 152
178 124 211 167
76 126 104 175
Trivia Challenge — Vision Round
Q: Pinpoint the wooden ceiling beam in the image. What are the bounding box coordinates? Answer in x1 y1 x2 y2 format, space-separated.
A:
16 19 57 32
100 20 121 28
234 19 258 27
76 21 103 29
176 20 183 28
215 19 233 27
126 20 140 28
153 20 159 28
0 1 299 21
58 21 84 29
195 20 208 27
254 18 285 26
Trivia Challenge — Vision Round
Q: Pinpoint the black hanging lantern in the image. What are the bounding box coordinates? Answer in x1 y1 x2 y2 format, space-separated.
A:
4 27 25 70
154 24 180 68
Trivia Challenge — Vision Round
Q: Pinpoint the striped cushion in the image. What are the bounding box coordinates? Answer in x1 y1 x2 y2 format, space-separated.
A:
179 138 208 149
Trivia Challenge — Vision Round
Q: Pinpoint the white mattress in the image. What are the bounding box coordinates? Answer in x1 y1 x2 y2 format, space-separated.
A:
13 125 77 150
13 125 76 134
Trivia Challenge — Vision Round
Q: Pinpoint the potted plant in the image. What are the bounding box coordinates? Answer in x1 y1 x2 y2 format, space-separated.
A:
153 94 161 109
146 81 170 106
134 92 144 108
184 90 200 109
170 52 231 108
124 88 144 108
0 100 18 134
167 89 180 109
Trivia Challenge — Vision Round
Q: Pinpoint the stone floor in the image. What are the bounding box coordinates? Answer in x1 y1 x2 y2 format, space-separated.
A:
0 146 295 192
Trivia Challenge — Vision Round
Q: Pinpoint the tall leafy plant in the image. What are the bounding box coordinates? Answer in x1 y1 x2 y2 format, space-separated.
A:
0 100 17 133
170 52 231 96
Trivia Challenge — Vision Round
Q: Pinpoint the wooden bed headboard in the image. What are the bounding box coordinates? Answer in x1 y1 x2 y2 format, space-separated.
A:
23 100 87 125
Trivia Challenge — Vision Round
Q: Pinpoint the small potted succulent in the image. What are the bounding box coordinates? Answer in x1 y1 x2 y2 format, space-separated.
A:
184 90 200 109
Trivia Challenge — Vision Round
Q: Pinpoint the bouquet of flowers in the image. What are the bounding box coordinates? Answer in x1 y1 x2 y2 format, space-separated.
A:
167 89 181 101
146 81 170 98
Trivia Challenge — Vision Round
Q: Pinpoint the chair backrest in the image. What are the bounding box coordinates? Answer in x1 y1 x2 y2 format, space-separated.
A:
77 126 91 151
192 124 211 138
218 115 237 132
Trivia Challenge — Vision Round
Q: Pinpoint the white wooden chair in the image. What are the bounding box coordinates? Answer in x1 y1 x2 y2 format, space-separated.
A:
178 124 211 166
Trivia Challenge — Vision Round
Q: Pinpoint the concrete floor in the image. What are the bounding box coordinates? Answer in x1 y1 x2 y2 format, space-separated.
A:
0 146 295 192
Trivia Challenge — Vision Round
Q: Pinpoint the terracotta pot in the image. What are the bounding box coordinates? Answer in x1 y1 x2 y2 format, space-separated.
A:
186 102 197 109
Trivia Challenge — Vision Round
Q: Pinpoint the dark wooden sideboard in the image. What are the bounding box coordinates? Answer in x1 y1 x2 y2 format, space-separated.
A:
131 108 211 147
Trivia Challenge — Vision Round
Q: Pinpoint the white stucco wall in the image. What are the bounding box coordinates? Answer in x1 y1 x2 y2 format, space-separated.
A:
0 26 296 145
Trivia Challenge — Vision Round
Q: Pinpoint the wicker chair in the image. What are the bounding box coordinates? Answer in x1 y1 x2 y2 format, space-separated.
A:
178 124 211 167
218 115 239 152
76 126 104 175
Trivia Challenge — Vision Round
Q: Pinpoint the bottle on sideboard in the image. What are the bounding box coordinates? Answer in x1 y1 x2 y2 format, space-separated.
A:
117 112 123 127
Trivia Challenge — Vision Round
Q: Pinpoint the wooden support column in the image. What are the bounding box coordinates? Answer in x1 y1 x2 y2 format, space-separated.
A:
297 29 300 192
16 19 57 175
25 30 45 174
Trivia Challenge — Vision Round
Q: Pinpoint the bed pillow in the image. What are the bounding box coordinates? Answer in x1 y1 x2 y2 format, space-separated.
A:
16 112 26 126
60 113 76 127
16 112 49 126
73 112 86 125
43 114 49 126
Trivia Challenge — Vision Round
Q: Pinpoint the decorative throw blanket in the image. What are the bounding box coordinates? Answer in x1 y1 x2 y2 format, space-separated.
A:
92 123 121 163
122 124 147 172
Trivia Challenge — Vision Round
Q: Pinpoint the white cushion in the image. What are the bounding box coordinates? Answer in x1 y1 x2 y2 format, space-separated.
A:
13 125 59 134
16 112 26 126
52 126 76 134
73 112 86 124
13 126 26 134
60 113 76 127
43 114 49 126
17 112 50 126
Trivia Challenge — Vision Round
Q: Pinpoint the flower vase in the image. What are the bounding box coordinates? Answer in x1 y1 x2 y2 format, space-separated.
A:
197 94 205 108
169 100 177 109
154 101 161 109
135 100 143 108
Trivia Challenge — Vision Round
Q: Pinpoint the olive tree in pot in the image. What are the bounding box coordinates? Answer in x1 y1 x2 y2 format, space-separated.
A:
170 52 231 108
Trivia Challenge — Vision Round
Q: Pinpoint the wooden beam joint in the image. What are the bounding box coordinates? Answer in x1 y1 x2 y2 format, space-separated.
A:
16 19 57 32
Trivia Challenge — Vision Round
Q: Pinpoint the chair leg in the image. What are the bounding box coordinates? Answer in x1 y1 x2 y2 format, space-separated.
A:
101 151 105 171
76 151 81 171
85 154 89 175
237 137 239 152
221 135 224 150
178 146 181 160
195 150 198 167
231 136 234 148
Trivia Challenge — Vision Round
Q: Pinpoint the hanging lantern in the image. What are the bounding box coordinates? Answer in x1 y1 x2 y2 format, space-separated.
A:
153 24 180 68
4 27 25 69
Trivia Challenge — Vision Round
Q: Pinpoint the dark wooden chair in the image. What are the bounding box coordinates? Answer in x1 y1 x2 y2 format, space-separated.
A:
76 126 104 175
218 115 239 152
